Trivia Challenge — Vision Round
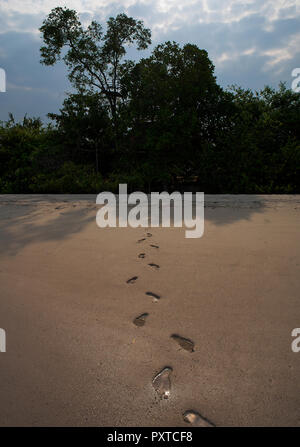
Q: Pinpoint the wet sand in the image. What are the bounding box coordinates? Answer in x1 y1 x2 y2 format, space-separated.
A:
0 194 300 426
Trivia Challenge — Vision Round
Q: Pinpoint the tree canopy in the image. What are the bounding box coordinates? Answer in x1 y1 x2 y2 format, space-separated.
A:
0 8 299 193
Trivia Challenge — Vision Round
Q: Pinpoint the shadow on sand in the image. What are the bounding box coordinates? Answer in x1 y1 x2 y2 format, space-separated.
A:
0 194 267 256
0 201 95 256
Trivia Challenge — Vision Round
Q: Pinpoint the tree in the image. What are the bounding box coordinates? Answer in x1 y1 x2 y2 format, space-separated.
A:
39 7 151 132
49 92 113 174
0 7 297 194
120 41 235 188
0 114 47 192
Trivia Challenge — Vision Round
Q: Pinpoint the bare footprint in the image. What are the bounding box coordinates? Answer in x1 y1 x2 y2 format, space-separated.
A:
148 263 160 270
145 291 160 302
171 334 195 353
126 276 138 284
183 410 215 427
133 313 149 327
138 253 146 259
137 238 146 243
150 244 159 249
152 367 172 399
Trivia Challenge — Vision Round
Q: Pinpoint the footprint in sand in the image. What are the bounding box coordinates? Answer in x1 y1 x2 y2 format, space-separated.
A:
145 291 160 302
150 244 159 249
146 232 152 237
148 263 160 270
137 238 146 243
152 367 172 399
183 410 215 427
171 334 195 353
126 276 138 284
133 313 149 327
138 253 146 259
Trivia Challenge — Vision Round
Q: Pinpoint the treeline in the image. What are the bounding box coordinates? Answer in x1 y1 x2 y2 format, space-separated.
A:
0 7 299 193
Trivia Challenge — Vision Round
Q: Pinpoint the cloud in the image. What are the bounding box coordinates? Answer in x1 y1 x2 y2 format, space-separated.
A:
263 32 300 71
0 30 69 121
0 0 299 120
0 0 299 30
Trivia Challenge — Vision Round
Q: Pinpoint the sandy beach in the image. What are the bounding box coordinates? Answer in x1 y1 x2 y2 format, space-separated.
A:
0 194 300 427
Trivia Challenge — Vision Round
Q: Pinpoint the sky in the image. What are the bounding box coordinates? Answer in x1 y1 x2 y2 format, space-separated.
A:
0 0 299 122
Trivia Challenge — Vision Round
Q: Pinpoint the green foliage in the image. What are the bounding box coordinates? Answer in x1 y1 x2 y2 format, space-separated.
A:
48 92 113 175
29 162 104 193
40 7 151 126
0 9 299 194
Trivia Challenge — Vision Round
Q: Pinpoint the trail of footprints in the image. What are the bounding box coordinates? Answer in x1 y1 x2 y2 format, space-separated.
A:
125 231 215 427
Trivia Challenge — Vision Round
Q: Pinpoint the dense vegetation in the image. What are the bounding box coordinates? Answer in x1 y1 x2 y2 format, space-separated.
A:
0 7 299 193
